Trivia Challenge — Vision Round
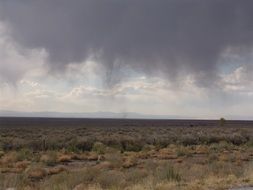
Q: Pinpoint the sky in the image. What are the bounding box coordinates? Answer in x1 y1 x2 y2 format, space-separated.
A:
0 0 253 119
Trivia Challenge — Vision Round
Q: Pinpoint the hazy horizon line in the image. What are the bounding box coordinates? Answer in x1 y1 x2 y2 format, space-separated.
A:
0 110 252 121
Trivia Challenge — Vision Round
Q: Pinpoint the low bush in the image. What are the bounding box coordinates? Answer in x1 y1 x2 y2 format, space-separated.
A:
180 134 198 146
75 138 94 151
92 142 106 154
121 139 144 152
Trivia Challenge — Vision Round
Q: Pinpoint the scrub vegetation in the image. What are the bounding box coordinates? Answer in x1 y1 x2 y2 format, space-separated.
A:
0 118 252 190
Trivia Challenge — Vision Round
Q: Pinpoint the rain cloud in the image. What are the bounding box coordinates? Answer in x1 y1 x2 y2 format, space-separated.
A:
1 0 253 86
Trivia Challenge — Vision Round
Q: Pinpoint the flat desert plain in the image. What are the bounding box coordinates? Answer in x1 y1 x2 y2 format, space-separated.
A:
0 117 252 190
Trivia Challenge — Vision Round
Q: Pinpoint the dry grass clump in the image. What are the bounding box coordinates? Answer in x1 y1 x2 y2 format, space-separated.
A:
73 184 102 190
200 174 240 190
242 162 253 185
40 167 100 190
123 157 137 168
125 168 148 184
194 145 209 154
155 181 180 190
0 157 252 190
27 166 47 180
218 153 230 162
156 148 178 160
104 152 123 169
47 166 67 175
14 160 31 171
71 151 99 161
123 153 138 168
155 164 181 182
96 170 126 189
176 146 192 157
0 173 29 190
40 151 57 166
0 151 18 166
57 154 72 162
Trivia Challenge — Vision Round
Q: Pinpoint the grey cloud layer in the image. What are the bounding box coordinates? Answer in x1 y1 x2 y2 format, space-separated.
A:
1 0 253 85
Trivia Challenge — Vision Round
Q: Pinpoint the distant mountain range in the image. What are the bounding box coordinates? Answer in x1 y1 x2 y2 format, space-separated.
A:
0 110 251 120
0 110 182 119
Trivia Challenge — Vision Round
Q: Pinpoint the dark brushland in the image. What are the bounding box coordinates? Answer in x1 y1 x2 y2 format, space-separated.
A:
0 117 253 189
1 117 253 128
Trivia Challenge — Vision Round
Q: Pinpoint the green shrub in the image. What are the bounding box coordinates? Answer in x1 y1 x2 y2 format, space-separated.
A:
0 151 4 158
75 138 94 151
92 142 106 154
180 134 198 146
219 118 226 127
229 134 247 145
121 139 144 152
210 141 232 152
246 138 253 147
142 144 155 152
16 148 33 161
66 145 80 153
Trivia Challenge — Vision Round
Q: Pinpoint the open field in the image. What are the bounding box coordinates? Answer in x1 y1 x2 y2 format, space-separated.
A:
0 117 253 190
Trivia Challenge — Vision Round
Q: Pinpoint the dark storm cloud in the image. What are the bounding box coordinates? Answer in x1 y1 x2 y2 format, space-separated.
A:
1 0 253 86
